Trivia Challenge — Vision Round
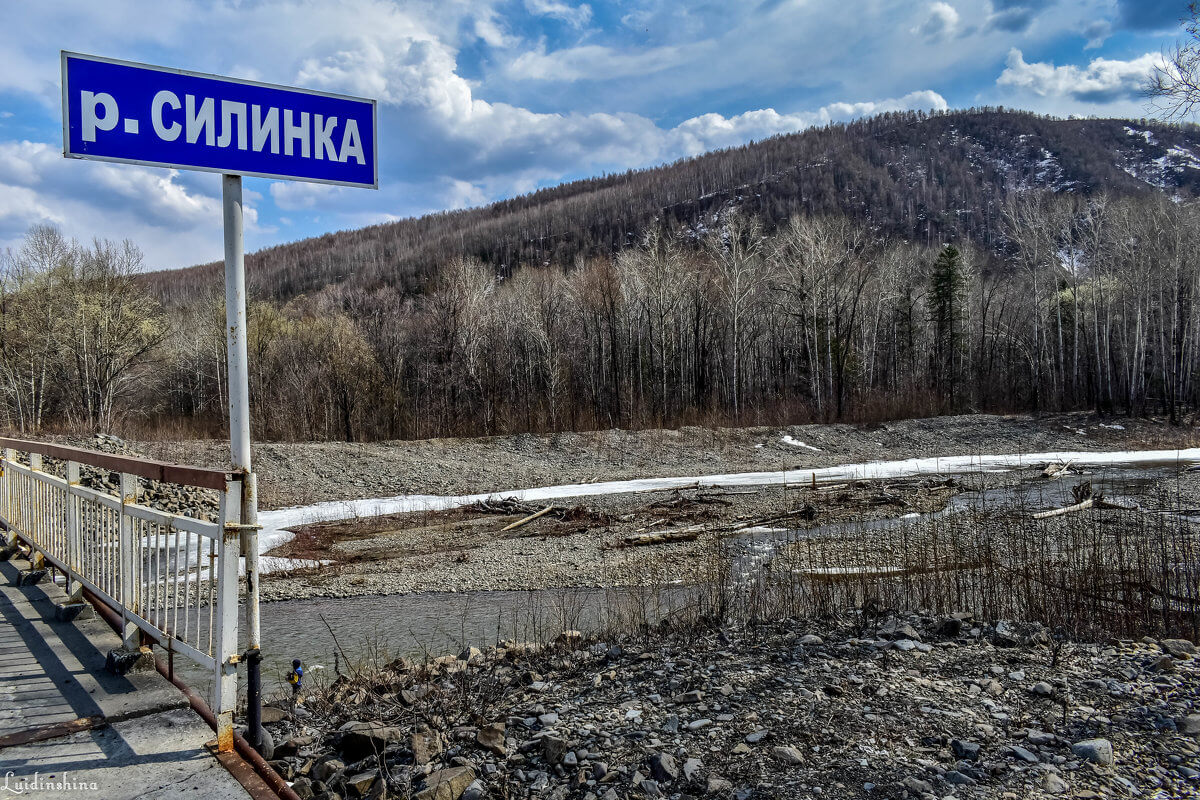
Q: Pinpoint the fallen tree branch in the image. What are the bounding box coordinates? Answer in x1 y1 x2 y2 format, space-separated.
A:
501 506 553 531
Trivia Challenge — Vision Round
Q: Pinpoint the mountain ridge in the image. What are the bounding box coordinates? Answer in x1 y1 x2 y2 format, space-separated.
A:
144 108 1200 305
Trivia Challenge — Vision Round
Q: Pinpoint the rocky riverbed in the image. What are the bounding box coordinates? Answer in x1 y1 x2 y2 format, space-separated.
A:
258 613 1200 800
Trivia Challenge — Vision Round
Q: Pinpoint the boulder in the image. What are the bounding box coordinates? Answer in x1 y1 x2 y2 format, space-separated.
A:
339 721 406 760
476 722 506 756
1071 738 1114 766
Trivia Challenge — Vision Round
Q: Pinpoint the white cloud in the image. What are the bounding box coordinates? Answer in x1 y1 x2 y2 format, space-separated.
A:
997 48 1160 104
524 0 592 29
914 2 961 41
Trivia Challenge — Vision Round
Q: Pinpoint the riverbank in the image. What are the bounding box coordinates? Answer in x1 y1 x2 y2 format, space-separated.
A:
260 614 1200 800
118 412 1194 509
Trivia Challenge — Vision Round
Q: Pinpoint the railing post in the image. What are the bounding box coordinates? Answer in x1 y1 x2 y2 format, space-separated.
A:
65 461 82 598
1 448 13 549
27 453 44 570
213 477 243 753
118 472 139 649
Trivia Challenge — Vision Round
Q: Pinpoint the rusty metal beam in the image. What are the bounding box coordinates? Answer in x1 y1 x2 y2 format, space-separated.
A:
0 437 230 490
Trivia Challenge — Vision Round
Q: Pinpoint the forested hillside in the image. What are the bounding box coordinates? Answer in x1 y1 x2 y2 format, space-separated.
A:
145 109 1200 305
6 109 1200 442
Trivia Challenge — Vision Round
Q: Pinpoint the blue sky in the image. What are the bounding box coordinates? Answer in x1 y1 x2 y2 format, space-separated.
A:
0 0 1188 269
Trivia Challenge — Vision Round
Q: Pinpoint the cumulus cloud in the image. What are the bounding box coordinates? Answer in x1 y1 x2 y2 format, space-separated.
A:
914 2 961 41
997 48 1159 103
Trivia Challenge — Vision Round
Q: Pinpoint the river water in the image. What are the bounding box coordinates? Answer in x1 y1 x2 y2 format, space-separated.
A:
178 462 1191 694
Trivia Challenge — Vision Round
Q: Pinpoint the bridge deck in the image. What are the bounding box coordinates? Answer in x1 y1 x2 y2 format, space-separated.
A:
0 558 250 799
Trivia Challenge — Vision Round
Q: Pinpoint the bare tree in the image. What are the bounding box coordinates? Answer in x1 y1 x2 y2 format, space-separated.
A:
1148 4 1200 117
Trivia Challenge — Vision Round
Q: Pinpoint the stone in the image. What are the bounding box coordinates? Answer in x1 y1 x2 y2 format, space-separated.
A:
707 777 733 794
462 780 486 800
415 767 476 800
1009 746 1039 763
933 617 963 637
892 639 917 652
951 740 980 761
312 757 345 783
687 719 712 730
346 769 380 796
649 753 678 783
260 706 290 724
731 743 751 755
943 770 976 785
799 634 824 645
682 758 702 782
1031 681 1054 696
771 746 804 766
1042 772 1069 794
1071 739 1114 766
639 779 663 798
339 721 407 761
1178 714 1200 736
903 777 934 794
745 730 768 744
542 735 569 765
412 727 444 765
292 776 316 800
477 722 507 756
1160 639 1197 658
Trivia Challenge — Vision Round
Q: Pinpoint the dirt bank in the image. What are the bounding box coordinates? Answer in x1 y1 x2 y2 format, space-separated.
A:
123 412 1193 510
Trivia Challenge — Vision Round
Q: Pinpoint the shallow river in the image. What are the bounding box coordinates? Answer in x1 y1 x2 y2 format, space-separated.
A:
180 463 1190 693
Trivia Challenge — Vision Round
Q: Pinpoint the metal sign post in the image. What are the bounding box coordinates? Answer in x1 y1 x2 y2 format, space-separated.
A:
61 51 378 753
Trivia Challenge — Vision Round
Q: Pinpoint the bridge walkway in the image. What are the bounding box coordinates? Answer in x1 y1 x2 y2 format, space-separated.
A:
0 556 252 799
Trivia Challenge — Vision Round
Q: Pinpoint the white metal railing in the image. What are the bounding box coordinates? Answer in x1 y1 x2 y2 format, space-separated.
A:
0 439 245 750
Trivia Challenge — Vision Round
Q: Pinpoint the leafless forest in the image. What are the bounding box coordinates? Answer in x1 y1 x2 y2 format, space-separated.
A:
4 111 1200 441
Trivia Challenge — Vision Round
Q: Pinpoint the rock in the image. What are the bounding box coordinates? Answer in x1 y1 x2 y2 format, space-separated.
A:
943 770 976 785
415 766 476 800
687 719 712 730
312 757 345 783
799 634 824 645
542 735 569 765
346 769 379 796
745 730 768 744
933 617 963 637
291 776 316 800
891 639 917 651
1071 739 1114 766
462 779 486 800
951 739 980 761
1178 714 1200 736
1160 639 1197 658
771 746 804 766
260 706 290 724
683 758 702 782
477 722 507 756
1009 746 1039 763
412 727 444 765
459 646 482 661
339 721 406 761
1031 681 1054 696
903 776 934 794
707 776 733 794
649 753 678 783
639 779 663 798
1042 772 1069 794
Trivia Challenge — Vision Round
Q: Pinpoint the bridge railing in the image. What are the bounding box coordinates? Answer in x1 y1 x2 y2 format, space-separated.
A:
0 438 245 750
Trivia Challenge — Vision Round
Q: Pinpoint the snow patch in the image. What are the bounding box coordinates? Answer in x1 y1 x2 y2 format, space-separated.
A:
256 447 1200 572
781 435 822 452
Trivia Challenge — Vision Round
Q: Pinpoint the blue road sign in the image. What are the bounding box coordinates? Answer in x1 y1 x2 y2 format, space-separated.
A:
61 52 377 188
